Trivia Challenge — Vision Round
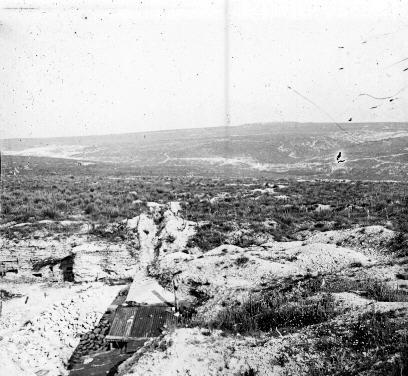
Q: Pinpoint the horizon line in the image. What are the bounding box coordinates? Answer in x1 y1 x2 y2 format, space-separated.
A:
1 120 407 141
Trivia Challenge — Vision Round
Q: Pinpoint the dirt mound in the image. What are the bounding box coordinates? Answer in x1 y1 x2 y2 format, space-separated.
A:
0 283 122 376
303 225 394 255
118 327 276 376
154 240 376 322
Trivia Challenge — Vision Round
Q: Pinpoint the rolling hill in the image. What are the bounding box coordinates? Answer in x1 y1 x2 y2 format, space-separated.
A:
2 122 408 180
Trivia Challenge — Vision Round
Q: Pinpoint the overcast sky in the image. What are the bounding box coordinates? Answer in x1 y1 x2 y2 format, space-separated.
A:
0 0 407 139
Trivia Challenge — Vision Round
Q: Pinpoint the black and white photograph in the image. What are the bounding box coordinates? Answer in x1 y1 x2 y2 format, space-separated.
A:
1 1 408 375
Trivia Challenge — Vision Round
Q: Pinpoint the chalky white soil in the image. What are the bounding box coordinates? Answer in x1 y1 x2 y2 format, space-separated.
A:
1 200 406 376
0 201 194 375
0 282 122 376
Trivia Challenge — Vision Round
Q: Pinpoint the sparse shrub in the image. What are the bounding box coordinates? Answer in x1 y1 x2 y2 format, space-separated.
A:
204 291 336 334
345 310 397 351
41 206 58 219
56 199 67 210
156 186 170 194
16 204 36 221
301 310 408 376
106 206 120 219
349 260 363 268
235 255 249 266
240 367 258 376
234 236 256 248
165 234 176 243
84 203 95 215
187 279 212 306
88 222 127 241
146 261 173 288
187 225 227 251
364 280 408 302
302 276 408 302
2 203 11 214
388 232 408 257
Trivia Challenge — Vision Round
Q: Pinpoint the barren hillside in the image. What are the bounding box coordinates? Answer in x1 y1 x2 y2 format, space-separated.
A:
2 122 408 180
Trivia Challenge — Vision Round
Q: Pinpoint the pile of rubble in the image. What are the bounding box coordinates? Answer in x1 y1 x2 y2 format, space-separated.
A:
69 318 111 364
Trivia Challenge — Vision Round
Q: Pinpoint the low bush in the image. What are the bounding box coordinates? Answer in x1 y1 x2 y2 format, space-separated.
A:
84 203 96 215
202 290 336 334
88 222 128 241
41 206 59 219
388 232 408 258
55 200 67 210
187 225 228 251
283 310 408 376
240 368 258 376
235 255 250 266
292 275 408 303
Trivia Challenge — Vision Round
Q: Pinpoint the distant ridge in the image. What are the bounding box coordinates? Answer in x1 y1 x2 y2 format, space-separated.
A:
2 122 408 180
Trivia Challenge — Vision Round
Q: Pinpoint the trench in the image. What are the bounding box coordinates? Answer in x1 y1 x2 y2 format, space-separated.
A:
68 281 176 376
67 286 131 376
67 285 149 376
68 212 174 375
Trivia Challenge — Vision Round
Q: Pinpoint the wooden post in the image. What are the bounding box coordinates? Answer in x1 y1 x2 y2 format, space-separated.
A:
172 271 182 313
172 279 179 312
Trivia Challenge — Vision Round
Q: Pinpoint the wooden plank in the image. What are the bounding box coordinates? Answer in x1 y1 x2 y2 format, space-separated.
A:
107 305 174 341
